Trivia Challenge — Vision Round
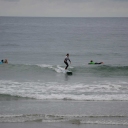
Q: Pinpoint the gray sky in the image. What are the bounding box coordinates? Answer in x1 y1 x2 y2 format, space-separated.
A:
0 0 128 17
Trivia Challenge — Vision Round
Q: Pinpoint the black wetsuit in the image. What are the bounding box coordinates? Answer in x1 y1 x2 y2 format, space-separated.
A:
64 56 71 69
95 62 103 64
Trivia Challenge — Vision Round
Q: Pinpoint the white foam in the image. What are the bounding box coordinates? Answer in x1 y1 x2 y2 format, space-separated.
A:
36 64 53 68
1 114 128 124
54 65 65 73
0 80 128 101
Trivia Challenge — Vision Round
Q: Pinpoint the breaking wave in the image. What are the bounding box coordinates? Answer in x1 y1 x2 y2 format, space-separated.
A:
0 114 128 125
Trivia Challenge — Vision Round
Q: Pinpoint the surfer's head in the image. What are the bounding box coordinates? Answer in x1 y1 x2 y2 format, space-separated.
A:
67 53 69 56
90 60 93 62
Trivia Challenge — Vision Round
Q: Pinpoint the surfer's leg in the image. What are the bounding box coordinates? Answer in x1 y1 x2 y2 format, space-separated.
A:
64 61 68 69
66 62 69 69
95 62 103 64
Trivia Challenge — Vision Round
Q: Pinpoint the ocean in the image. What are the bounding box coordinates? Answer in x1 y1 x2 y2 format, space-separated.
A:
0 17 128 127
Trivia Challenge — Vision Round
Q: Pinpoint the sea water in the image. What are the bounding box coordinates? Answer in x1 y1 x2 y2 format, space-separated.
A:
0 17 128 125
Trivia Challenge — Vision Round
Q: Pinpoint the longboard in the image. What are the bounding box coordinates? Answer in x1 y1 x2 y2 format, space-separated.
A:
66 71 72 75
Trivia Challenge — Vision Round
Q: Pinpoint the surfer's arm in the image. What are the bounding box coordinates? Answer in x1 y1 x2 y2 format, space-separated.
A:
69 59 71 64
67 57 71 63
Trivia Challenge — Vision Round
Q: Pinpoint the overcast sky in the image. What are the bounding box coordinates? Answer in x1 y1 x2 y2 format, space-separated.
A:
0 0 128 17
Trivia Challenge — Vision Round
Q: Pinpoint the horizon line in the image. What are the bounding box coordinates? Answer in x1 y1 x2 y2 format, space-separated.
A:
0 16 128 18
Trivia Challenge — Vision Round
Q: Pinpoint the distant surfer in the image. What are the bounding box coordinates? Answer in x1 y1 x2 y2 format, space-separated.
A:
88 60 103 65
0 59 8 64
4 59 8 63
0 60 4 64
64 53 71 70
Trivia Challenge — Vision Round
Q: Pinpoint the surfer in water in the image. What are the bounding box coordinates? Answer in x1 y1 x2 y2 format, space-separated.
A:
88 60 103 65
64 53 71 70
0 59 8 64
0 60 4 64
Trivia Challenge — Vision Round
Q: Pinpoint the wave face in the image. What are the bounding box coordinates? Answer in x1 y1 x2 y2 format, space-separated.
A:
72 65 128 77
0 114 128 125
0 64 128 76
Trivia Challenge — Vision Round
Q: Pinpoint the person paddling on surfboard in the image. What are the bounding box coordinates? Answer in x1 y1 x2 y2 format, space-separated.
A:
64 53 71 70
88 60 103 65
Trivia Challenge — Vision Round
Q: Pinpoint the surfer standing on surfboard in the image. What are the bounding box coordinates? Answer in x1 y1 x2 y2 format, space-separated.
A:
64 53 71 70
